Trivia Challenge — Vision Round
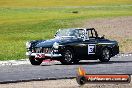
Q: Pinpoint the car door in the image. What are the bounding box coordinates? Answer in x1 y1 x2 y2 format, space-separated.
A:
83 39 97 56
81 29 98 58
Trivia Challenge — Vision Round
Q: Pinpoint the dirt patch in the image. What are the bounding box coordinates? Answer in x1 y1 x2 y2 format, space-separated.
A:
83 16 132 53
0 78 132 88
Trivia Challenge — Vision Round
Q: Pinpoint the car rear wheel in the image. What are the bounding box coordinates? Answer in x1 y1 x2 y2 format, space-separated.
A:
73 59 80 64
99 48 111 62
29 56 43 65
60 48 74 65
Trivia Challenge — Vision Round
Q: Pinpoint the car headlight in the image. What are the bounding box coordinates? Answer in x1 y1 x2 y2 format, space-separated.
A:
53 42 59 49
26 41 31 48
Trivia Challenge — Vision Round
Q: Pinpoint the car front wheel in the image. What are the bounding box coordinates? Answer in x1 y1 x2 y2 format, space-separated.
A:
60 48 74 64
29 56 43 65
99 48 111 62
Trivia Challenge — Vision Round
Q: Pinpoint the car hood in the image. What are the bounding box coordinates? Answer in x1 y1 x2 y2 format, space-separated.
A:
35 37 79 48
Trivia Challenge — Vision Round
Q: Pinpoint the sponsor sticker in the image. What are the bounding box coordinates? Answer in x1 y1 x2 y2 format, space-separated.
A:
88 44 96 54
76 67 131 85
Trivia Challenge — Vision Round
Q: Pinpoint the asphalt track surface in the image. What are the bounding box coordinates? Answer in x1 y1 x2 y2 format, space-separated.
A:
0 54 132 83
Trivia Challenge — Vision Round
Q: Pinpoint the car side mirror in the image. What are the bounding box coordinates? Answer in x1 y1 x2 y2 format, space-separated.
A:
54 33 57 38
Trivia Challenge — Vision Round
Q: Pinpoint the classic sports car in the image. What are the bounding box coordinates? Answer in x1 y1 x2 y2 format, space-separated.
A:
26 28 119 65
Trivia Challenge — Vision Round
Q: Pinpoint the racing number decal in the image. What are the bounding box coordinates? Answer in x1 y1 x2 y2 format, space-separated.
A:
88 44 96 54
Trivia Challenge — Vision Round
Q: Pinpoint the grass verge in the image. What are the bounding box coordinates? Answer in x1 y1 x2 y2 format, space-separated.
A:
0 5 132 60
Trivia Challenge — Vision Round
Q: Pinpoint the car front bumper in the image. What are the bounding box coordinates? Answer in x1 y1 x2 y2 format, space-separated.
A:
26 52 62 58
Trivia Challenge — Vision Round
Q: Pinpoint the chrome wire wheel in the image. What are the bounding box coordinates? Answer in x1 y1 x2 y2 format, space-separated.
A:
102 48 110 60
60 48 74 64
64 50 73 62
99 48 111 62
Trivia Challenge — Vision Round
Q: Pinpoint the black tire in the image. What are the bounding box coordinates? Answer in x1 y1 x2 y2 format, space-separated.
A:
99 48 111 62
73 59 80 64
29 56 43 65
76 76 86 85
60 48 74 65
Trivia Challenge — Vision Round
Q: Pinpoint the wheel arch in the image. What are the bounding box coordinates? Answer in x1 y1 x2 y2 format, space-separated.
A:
64 45 75 53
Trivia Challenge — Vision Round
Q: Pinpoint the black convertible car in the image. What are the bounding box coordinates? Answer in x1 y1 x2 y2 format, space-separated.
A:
26 28 119 65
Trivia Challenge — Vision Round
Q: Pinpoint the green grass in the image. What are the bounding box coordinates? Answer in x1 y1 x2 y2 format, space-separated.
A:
0 0 132 60
0 0 132 7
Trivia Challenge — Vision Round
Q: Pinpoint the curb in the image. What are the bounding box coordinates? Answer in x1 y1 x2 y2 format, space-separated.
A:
0 76 76 84
116 53 132 57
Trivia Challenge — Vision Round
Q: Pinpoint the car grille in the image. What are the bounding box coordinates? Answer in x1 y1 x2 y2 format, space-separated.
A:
34 48 52 54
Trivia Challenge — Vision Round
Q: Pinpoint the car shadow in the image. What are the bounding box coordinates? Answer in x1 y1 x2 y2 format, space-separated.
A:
41 64 54 66
75 60 132 65
41 60 132 66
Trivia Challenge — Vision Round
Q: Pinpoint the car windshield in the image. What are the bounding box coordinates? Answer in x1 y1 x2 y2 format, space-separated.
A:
55 29 84 38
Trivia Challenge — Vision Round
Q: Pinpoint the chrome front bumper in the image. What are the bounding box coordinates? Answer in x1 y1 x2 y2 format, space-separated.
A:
26 52 62 58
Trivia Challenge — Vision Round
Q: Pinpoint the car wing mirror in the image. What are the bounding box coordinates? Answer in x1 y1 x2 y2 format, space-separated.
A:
54 29 61 38
54 33 57 38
